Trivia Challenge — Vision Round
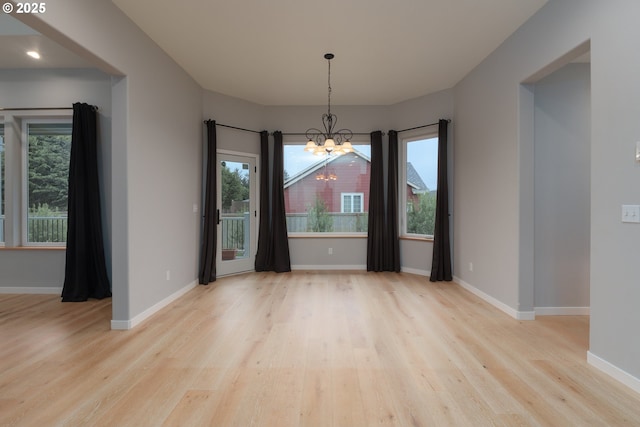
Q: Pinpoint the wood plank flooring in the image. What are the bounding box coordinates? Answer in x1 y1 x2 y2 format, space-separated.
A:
1 271 639 426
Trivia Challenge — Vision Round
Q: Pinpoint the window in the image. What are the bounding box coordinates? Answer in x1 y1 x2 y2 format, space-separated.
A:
341 193 363 213
0 124 4 244
24 121 72 245
283 142 370 233
401 134 438 238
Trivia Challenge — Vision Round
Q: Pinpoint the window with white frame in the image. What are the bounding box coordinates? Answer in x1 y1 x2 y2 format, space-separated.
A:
283 142 371 233
401 132 439 238
341 193 363 213
24 121 72 245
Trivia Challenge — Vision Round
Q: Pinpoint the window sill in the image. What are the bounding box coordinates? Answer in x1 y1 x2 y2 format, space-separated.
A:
400 235 434 243
288 233 367 239
0 246 66 251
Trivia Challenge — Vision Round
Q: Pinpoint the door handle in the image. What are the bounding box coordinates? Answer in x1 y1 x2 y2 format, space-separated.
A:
216 209 221 225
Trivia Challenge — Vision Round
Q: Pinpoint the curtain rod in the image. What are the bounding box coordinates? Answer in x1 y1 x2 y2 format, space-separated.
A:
203 121 263 134
205 119 453 137
396 119 450 134
0 107 73 111
0 105 99 112
204 122 379 137
279 132 376 137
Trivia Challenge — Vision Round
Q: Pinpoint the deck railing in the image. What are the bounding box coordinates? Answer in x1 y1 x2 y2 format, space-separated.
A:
221 213 249 256
28 215 68 243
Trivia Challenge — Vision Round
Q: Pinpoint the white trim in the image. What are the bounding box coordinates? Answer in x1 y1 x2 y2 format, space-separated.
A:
110 280 198 330
292 264 366 271
587 351 640 395
454 276 535 320
535 306 590 316
0 286 62 294
401 267 430 277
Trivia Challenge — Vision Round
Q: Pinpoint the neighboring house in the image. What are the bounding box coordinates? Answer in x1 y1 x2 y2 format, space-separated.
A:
285 150 371 215
284 151 431 217
406 162 430 210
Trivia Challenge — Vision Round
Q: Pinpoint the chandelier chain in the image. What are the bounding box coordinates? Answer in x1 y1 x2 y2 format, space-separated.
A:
327 58 332 117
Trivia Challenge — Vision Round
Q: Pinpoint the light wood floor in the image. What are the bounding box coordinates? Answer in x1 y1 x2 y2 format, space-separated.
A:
1 271 639 426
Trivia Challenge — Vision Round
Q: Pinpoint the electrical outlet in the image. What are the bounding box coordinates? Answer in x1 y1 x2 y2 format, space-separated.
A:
166 270 171 281
328 247 333 255
469 262 473 272
622 205 640 223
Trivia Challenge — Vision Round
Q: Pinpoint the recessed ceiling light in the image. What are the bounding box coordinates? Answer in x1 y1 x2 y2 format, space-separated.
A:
26 51 41 59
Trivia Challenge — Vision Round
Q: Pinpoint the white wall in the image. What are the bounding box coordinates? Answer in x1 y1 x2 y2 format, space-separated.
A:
19 0 203 326
534 63 590 311
0 68 112 291
454 0 640 382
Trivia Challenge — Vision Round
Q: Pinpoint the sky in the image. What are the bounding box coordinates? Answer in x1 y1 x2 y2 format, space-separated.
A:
284 137 438 190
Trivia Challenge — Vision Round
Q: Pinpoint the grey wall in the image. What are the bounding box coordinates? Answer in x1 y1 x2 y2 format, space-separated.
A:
534 63 590 310
22 0 203 324
454 0 640 379
200 92 454 271
0 68 112 290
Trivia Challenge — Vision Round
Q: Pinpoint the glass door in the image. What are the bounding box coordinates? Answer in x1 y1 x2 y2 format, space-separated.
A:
217 152 257 276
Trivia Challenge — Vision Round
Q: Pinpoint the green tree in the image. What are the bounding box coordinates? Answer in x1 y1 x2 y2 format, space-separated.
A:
407 192 436 236
28 134 71 212
307 197 333 232
221 164 249 211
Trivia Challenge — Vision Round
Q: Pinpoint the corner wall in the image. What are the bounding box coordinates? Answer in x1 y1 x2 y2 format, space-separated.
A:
454 0 640 384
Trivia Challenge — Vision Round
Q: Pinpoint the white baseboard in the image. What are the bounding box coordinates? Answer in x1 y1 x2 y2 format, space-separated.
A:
453 276 535 320
111 280 198 330
0 286 62 294
291 264 367 271
401 267 430 277
587 351 640 395
535 306 590 316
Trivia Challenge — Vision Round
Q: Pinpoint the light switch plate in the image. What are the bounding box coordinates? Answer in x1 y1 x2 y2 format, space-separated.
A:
636 141 640 163
622 205 640 223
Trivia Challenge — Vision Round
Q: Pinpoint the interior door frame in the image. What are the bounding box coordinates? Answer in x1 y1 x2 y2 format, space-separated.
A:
216 149 259 276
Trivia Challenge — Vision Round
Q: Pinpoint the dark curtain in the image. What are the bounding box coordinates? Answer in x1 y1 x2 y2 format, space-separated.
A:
385 130 401 272
199 120 217 284
367 131 385 271
254 130 271 271
430 119 452 282
62 102 111 301
269 131 291 272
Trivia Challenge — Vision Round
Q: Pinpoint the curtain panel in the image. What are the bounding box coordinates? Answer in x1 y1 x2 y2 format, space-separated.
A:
62 102 111 301
367 131 385 271
198 120 217 284
430 119 452 281
385 130 401 272
255 131 272 271
269 131 291 272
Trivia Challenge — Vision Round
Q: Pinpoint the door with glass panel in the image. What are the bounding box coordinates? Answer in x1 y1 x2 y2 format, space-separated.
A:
217 152 257 276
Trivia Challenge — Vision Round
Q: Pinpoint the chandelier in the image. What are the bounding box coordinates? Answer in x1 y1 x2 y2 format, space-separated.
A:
304 53 353 156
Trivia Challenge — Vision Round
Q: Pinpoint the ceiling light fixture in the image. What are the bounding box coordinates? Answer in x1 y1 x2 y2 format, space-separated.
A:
26 51 41 59
304 53 353 156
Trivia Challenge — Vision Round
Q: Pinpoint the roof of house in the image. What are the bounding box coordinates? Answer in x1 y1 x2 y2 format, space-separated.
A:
407 162 429 193
284 150 430 192
284 149 370 189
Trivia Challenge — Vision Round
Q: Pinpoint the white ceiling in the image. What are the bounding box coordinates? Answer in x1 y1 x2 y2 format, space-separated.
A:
111 0 547 105
1 1 549 106
0 13 94 69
